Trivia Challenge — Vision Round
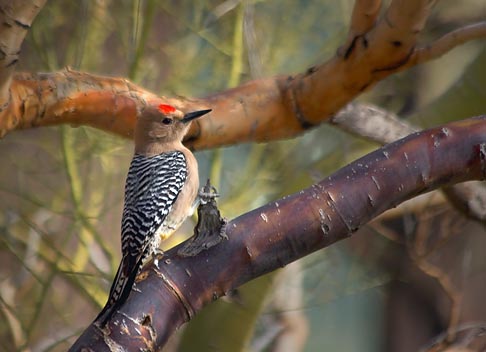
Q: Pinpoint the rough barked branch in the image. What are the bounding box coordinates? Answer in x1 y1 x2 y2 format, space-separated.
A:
70 116 486 351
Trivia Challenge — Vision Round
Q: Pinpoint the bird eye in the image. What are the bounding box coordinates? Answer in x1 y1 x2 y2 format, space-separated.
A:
162 118 173 125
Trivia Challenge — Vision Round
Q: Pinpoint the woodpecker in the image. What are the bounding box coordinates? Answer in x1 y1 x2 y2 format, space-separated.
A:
95 103 211 327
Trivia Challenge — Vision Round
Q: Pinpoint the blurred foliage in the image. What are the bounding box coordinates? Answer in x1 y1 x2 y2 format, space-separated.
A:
1 0 485 351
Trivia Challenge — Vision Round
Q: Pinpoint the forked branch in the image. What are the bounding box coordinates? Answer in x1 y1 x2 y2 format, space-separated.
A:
0 1 485 151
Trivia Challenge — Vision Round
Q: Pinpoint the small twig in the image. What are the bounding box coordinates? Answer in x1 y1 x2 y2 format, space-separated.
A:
407 22 486 68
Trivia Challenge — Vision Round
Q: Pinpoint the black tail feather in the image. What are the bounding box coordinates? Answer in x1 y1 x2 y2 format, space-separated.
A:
94 254 145 327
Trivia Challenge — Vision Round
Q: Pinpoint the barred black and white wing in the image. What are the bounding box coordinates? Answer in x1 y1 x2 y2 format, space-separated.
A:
96 151 187 326
121 151 187 257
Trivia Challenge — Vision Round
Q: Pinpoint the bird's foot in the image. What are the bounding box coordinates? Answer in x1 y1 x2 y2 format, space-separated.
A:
153 249 165 267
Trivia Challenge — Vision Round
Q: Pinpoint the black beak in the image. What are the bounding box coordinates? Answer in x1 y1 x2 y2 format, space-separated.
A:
181 109 212 123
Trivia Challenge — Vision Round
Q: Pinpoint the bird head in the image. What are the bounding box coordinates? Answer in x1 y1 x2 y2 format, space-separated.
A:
135 104 211 146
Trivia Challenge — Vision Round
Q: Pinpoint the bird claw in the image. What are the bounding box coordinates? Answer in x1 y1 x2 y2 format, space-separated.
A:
153 248 165 257
153 249 164 268
219 218 228 240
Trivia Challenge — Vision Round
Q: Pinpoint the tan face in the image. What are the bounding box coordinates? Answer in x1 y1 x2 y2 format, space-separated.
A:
149 111 189 141
134 104 211 145
134 105 183 144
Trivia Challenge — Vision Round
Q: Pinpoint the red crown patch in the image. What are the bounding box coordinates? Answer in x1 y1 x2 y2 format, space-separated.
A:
158 104 176 114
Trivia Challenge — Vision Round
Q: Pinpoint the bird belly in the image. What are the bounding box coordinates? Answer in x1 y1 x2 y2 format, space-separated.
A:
141 216 185 267
156 214 185 241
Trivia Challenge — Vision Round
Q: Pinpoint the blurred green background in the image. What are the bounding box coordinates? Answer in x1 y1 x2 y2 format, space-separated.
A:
0 1 485 351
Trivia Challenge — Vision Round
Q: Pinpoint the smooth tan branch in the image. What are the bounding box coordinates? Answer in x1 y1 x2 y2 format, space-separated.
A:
0 1 484 154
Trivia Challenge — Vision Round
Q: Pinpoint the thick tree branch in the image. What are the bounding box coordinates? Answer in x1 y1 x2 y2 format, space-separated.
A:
332 103 486 221
0 0 46 106
0 1 484 150
2 70 161 139
70 116 486 351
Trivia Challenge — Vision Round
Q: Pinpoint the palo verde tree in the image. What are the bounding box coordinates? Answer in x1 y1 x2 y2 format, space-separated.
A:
0 1 485 351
